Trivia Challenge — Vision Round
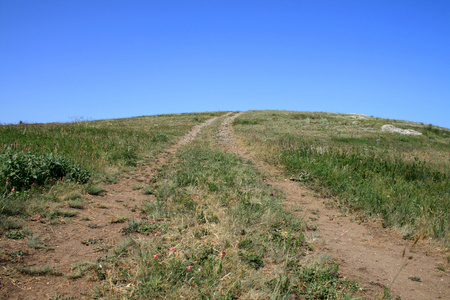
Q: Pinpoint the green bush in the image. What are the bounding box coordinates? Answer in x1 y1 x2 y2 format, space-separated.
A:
0 151 90 191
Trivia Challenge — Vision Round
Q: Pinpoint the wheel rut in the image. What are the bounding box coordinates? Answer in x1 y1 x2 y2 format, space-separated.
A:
218 112 449 300
0 114 227 300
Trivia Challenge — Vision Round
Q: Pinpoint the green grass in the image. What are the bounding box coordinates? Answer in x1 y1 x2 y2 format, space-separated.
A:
94 118 360 299
233 110 450 246
1 112 224 220
1 111 400 297
0 112 221 175
15 265 62 276
85 184 106 196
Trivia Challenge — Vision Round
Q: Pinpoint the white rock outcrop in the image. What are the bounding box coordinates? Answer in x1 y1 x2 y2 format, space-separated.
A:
381 125 422 135
347 113 369 120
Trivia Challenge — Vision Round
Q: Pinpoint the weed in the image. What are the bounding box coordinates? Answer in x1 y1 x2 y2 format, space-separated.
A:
15 265 62 276
5 229 26 239
93 203 108 209
63 191 82 200
47 209 77 218
121 219 158 235
132 184 143 190
67 199 84 209
66 261 97 279
6 249 28 263
111 215 129 223
81 238 103 246
113 238 136 257
0 217 22 231
141 185 155 195
27 233 48 249
48 293 74 300
85 184 105 196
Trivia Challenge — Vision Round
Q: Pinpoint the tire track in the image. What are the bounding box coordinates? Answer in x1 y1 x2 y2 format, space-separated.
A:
0 114 228 300
218 112 449 300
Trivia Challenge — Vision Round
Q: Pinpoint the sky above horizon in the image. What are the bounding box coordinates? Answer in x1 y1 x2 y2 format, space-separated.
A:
1 1 449 128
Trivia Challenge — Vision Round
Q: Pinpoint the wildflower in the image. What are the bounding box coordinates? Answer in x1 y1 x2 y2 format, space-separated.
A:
37 215 41 220
31 183 36 187
170 247 177 251
187 265 192 271
153 254 160 258
220 247 226 258
270 193 274 197
50 179 53 182
11 187 15 193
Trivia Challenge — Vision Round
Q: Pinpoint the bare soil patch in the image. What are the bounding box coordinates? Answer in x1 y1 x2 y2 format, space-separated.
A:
220 112 449 299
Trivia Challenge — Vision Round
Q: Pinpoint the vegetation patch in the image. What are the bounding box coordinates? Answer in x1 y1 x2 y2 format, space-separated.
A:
94 125 360 298
121 219 159 235
15 265 62 276
233 111 450 245
0 151 90 192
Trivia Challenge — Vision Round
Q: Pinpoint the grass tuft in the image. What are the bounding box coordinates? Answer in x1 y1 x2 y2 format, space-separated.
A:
15 265 62 276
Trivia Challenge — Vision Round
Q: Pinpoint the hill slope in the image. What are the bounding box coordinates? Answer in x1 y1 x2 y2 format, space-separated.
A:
0 111 448 299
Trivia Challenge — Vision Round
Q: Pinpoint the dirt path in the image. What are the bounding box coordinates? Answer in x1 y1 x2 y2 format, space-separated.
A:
0 114 227 300
219 112 449 299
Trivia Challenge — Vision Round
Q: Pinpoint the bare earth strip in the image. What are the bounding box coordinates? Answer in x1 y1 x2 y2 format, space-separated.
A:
0 114 227 300
219 112 449 299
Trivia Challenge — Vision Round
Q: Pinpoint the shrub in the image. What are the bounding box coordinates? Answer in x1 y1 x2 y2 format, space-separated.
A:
0 151 90 191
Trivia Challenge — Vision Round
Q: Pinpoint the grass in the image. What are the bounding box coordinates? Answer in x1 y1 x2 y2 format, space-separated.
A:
15 265 62 276
7 110 437 297
27 232 48 249
233 110 450 246
0 217 22 231
67 199 84 209
85 184 106 195
111 215 129 223
93 116 360 299
0 112 226 220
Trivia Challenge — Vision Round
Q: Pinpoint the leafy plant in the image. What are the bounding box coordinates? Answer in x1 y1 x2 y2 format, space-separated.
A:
5 229 26 239
121 219 158 235
0 151 90 191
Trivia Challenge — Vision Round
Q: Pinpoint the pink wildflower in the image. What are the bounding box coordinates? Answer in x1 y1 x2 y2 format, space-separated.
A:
170 247 177 251
50 178 53 182
37 215 41 220
187 265 192 271
153 254 160 258
11 187 15 193
270 193 274 196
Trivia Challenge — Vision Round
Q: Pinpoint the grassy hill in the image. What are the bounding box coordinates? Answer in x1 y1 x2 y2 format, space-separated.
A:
1 110 448 299
233 111 450 245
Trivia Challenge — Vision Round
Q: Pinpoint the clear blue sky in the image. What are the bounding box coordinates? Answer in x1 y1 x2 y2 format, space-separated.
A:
1 1 449 128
